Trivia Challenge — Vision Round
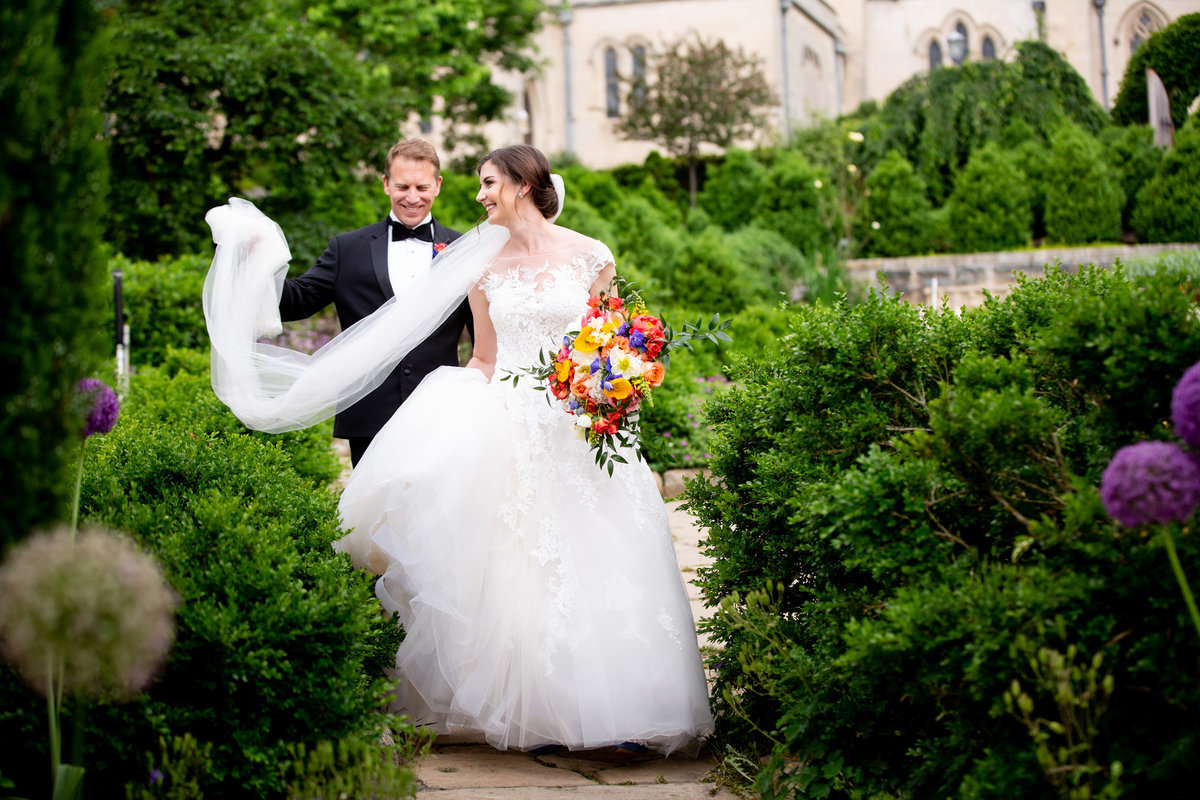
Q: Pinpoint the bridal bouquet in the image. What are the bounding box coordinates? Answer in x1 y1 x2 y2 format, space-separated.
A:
505 281 730 473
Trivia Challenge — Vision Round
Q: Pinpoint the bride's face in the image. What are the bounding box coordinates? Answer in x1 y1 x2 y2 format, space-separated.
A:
476 161 523 227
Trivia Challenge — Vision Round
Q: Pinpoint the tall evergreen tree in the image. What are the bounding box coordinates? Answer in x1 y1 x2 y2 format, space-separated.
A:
0 0 113 548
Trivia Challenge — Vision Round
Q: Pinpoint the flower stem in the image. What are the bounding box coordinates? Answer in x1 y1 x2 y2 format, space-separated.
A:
47 661 61 790
1162 528 1200 644
70 442 84 540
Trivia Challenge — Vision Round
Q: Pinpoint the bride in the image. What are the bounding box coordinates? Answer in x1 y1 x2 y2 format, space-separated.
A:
203 144 714 755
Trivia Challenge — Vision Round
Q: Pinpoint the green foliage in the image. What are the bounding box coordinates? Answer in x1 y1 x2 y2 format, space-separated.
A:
616 33 776 203
689 261 1200 798
281 727 432 800
1043 123 1124 245
874 40 1107 204
700 149 767 230
856 150 933 257
0 358 399 797
103 0 394 261
1 0 113 549
435 171 487 233
1111 12 1200 129
1099 124 1163 236
111 253 211 367
946 142 1032 252
753 151 838 256
103 0 543 262
302 0 543 155
1133 115 1200 243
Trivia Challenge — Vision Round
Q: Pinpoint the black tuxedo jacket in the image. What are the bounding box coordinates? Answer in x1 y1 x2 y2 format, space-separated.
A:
278 217 470 440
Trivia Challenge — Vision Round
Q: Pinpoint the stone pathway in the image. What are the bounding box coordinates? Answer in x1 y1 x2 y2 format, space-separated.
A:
332 441 736 798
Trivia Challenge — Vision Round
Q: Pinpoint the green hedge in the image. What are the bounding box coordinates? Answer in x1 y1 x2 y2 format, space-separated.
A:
0 360 407 798
946 142 1032 252
1043 123 1124 245
1133 115 1200 244
688 260 1200 797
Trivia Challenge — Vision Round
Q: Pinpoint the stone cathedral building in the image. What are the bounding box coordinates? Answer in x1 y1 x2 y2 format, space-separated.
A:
420 0 1200 169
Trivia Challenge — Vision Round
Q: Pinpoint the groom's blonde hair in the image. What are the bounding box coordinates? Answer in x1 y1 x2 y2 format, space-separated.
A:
384 139 442 177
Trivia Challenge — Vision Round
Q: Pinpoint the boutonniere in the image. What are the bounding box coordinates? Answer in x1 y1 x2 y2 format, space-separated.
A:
432 242 447 257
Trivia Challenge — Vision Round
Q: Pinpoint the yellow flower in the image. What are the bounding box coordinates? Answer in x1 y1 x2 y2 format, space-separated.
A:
604 377 633 400
573 322 615 353
555 360 572 382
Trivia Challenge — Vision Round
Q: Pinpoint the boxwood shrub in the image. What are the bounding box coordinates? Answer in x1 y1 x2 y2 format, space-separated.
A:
0 361 408 798
688 260 1200 798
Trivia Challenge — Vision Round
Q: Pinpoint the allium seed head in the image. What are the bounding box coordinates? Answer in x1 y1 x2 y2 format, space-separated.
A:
0 526 178 700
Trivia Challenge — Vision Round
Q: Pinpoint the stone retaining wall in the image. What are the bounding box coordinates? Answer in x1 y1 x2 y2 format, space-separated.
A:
844 243 1199 309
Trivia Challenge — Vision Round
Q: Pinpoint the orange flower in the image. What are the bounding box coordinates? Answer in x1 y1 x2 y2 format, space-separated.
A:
643 362 666 387
572 376 591 398
602 335 630 357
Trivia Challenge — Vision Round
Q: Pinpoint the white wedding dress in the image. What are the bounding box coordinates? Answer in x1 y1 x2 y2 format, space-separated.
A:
333 239 714 754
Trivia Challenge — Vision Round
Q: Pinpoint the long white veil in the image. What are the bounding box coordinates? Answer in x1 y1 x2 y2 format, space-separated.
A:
203 175 565 433
202 200 510 433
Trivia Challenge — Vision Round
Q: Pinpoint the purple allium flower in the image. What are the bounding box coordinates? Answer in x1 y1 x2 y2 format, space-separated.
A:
1100 441 1200 527
77 378 119 438
1172 361 1200 449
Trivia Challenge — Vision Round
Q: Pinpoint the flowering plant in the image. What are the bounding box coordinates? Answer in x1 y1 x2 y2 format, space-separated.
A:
433 242 447 256
504 281 730 473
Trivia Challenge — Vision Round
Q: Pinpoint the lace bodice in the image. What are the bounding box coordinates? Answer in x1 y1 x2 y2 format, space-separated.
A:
481 240 614 373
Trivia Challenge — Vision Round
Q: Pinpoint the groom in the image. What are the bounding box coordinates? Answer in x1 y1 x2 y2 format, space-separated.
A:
279 139 470 466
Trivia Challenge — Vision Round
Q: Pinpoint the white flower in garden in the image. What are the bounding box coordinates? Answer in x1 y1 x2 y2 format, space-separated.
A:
813 179 823 189
871 221 881 230
847 130 865 143
846 163 858 174
0 525 179 700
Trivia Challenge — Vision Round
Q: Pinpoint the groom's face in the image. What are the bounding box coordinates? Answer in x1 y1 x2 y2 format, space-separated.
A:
383 158 442 228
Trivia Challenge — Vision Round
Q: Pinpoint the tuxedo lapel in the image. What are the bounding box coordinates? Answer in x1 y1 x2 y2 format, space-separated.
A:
369 220 392 297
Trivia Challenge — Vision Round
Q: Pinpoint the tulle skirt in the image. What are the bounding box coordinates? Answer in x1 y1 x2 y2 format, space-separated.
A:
335 367 713 755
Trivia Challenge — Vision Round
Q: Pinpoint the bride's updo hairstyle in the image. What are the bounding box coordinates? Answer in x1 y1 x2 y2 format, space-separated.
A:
478 145 558 221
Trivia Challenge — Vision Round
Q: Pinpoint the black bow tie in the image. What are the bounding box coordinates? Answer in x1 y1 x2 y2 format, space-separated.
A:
391 219 433 242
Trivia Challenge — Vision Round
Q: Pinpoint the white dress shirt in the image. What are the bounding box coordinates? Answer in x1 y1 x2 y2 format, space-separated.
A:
387 213 434 295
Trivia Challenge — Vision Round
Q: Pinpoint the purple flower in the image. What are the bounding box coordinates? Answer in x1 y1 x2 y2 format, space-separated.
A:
1172 361 1200 449
77 379 119 438
149 768 165 786
1100 441 1200 527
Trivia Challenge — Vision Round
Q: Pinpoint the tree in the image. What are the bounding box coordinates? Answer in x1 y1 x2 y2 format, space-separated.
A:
616 34 777 206
1 0 113 549
303 0 545 152
1043 123 1124 245
102 0 546 261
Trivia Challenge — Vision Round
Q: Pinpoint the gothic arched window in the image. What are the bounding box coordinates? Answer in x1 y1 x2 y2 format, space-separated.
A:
929 40 943 69
631 45 647 109
951 22 969 65
1130 10 1163 54
604 47 619 118
982 36 996 60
